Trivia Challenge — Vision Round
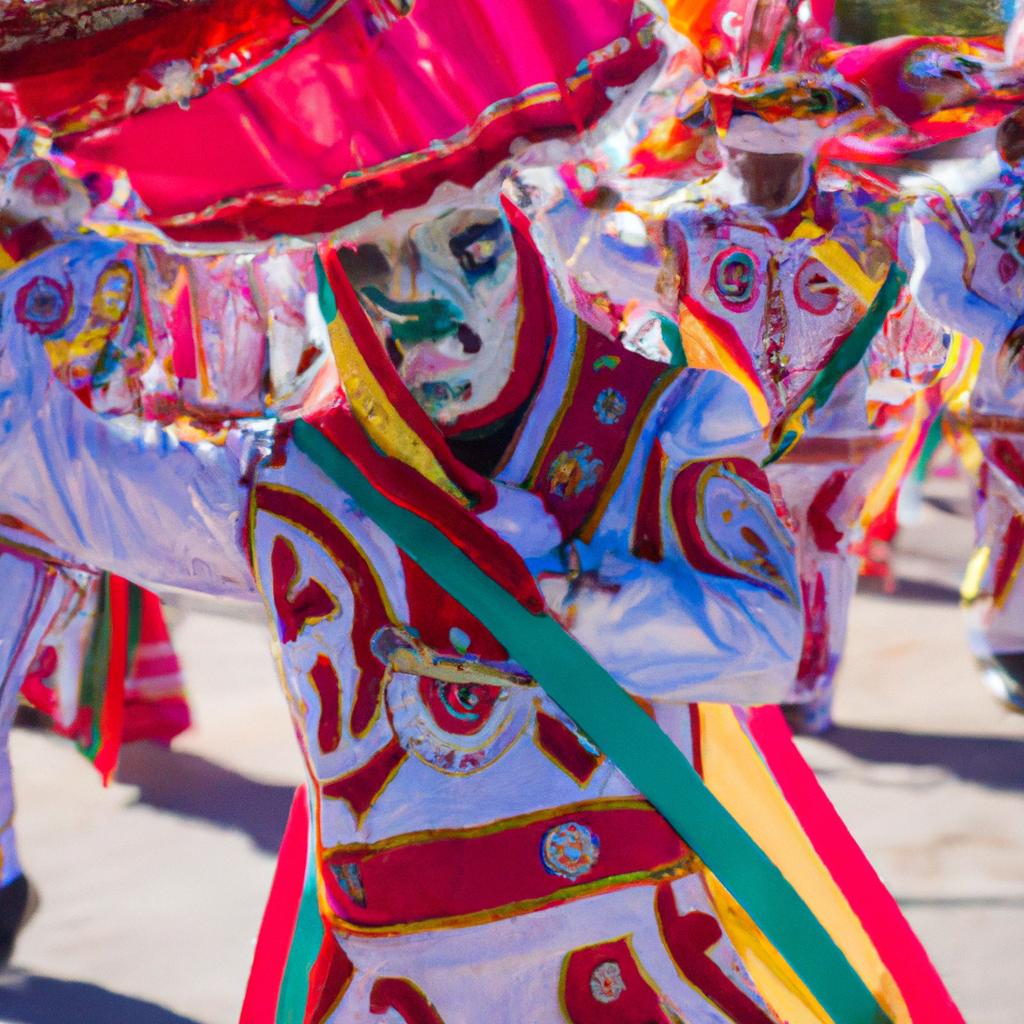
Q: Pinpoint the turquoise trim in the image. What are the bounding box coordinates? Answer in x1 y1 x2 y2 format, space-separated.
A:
275 793 326 1024
764 262 908 467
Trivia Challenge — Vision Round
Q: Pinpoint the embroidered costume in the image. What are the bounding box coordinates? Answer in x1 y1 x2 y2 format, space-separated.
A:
902 114 1024 710
1 0 1010 1020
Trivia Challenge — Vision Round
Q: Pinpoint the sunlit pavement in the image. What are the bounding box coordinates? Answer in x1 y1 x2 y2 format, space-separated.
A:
796 469 1024 1024
2 599 302 1024
2 468 1022 1023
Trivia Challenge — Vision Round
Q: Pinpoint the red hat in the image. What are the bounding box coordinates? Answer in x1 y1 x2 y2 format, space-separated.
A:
3 0 660 241
664 0 835 77
820 34 1024 161
709 71 865 150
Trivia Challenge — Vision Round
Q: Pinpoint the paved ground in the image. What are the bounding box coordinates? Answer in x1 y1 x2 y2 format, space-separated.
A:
1 466 1022 1023
798 468 1024 1023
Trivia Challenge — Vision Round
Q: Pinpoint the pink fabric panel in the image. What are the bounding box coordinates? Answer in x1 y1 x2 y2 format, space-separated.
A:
746 706 964 1024
238 786 308 1024
65 0 643 227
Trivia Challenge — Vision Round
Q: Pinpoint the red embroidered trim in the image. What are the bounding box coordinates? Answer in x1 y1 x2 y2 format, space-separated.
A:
320 801 693 933
655 882 776 1024
321 738 408 824
535 710 603 785
255 485 394 738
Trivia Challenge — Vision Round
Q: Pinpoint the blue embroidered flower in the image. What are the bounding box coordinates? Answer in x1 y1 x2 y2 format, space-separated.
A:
594 387 627 425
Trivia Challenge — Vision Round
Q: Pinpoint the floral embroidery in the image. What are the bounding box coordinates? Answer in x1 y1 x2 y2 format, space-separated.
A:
15 276 71 336
594 387 627 425
709 247 758 313
548 444 603 499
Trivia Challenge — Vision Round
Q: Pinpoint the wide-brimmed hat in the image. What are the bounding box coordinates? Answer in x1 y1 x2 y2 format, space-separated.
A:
2 0 661 242
709 71 866 154
820 34 1024 162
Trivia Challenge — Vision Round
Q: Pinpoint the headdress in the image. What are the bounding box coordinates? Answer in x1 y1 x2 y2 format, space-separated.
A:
711 70 865 153
2 0 662 241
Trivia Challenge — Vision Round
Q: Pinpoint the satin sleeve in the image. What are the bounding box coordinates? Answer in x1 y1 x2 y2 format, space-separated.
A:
0 240 260 599
535 369 803 706
900 199 1015 349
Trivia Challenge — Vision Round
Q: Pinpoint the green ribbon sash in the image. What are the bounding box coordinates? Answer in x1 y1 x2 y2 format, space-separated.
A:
764 263 908 466
287 417 891 1024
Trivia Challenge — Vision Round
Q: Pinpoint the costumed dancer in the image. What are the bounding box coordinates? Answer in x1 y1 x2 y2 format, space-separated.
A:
525 69 953 734
963 108 1024 711
2 2 962 1020
684 0 1024 727
0 141 183 965
817 6 1024 596
656 76 930 736
901 103 1024 710
0 121 328 965
534 0 1014 733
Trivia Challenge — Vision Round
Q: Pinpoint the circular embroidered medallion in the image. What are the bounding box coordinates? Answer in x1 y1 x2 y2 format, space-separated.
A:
541 821 600 880
793 258 840 316
594 387 627 425
589 961 626 1004
420 678 502 736
386 671 531 775
15 276 72 336
709 246 758 313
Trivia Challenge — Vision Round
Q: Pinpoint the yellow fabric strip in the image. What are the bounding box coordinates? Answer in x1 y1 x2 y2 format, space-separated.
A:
677 304 771 427
961 545 991 603
320 264 467 505
697 704 910 1024
787 219 883 307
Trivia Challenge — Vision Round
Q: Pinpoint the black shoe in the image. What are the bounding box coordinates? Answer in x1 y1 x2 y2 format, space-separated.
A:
0 874 40 968
781 696 834 736
13 703 53 731
982 652 1024 713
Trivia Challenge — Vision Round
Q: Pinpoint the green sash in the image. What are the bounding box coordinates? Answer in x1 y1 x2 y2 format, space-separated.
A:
281 417 892 1024
764 263 907 465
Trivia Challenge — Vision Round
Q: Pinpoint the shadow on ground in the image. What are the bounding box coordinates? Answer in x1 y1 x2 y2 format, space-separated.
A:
822 725 1024 792
0 972 202 1024
856 575 963 604
116 742 296 855
921 492 974 520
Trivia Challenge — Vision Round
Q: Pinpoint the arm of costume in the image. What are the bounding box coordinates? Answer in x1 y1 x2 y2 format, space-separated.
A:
900 201 1015 348
535 370 802 706
0 241 259 599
